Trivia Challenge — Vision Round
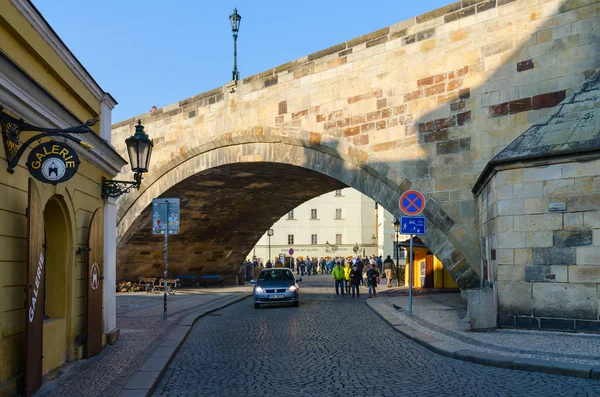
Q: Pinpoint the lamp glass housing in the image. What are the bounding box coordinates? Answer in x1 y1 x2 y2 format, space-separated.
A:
125 121 153 173
393 218 400 234
229 8 241 32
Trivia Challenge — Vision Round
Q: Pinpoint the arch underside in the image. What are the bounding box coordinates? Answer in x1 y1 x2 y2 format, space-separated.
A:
117 162 346 281
117 136 481 288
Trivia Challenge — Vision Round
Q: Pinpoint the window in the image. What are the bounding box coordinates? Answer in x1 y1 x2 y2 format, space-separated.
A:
258 269 295 281
310 209 317 219
311 234 318 245
336 234 342 245
287 210 294 220
335 208 342 219
335 189 343 196
288 234 294 244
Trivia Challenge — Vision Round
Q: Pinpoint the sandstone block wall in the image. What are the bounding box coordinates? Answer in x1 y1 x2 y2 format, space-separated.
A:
112 0 600 285
479 159 600 331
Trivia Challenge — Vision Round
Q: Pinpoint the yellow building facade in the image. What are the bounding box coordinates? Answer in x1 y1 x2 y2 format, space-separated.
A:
401 237 458 289
0 1 126 395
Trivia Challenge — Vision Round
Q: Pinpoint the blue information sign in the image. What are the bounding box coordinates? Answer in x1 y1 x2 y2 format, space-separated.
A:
152 198 180 234
401 216 426 235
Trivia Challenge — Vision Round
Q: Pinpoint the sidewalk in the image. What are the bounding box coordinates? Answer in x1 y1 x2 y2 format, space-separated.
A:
367 288 600 380
35 286 251 397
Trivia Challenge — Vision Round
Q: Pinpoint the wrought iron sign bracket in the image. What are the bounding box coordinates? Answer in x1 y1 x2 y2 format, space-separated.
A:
101 172 143 200
0 106 96 174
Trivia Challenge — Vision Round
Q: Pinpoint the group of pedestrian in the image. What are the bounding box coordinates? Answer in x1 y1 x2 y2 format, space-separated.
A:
246 253 401 293
293 256 331 276
242 259 264 281
330 255 388 298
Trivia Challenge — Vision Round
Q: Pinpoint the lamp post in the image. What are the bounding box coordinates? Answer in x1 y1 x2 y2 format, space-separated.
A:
267 228 274 263
393 217 400 287
101 120 154 199
371 234 376 256
229 8 242 82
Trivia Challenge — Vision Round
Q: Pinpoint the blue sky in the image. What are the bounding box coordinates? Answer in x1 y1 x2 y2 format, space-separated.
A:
34 1 451 122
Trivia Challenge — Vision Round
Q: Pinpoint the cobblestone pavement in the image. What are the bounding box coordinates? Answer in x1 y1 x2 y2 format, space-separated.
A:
35 287 249 397
375 289 600 366
153 275 600 397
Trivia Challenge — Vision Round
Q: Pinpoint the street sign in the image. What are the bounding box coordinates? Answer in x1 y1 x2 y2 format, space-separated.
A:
401 216 426 235
152 198 180 234
399 190 426 216
289 248 294 255
152 198 180 322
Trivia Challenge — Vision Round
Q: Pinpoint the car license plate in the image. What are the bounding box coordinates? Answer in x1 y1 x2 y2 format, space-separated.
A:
270 294 284 299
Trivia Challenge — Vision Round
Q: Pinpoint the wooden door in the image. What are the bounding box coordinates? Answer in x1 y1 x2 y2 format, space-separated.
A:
25 179 44 396
86 207 104 358
425 253 434 288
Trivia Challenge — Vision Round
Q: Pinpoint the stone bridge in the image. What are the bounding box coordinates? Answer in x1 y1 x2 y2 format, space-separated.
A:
112 0 600 287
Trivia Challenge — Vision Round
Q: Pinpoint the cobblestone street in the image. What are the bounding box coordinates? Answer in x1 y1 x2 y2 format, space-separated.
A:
35 288 248 397
153 276 600 397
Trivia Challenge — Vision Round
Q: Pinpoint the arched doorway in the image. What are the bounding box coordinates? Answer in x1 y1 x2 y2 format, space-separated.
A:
42 196 73 375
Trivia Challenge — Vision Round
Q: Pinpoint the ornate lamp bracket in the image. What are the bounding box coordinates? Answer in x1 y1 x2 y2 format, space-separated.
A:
101 173 143 200
0 106 95 173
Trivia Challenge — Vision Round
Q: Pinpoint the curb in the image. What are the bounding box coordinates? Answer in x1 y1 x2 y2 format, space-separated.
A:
117 293 251 397
367 300 600 380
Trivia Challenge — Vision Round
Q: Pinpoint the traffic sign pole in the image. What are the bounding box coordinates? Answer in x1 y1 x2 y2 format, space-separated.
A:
409 234 413 314
399 189 426 315
163 201 169 322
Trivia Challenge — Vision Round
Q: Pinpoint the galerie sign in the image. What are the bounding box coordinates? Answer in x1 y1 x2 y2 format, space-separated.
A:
26 142 80 184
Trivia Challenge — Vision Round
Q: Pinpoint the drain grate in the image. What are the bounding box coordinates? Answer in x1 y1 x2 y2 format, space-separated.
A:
207 313 223 317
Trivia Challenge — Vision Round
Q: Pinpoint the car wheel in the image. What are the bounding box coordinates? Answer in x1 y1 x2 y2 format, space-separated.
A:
254 303 261 309
293 301 299 307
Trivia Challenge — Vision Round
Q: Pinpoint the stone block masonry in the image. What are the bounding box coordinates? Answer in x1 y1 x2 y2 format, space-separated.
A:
112 0 600 308
480 158 600 332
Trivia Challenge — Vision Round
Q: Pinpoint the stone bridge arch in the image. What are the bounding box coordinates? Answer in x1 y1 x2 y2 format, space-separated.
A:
116 130 480 288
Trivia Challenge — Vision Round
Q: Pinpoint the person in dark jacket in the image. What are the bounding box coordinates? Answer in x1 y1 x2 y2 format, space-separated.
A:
367 264 380 298
349 264 362 298
355 258 364 285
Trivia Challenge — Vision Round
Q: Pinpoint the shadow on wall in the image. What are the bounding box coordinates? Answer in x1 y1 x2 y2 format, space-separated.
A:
115 0 600 287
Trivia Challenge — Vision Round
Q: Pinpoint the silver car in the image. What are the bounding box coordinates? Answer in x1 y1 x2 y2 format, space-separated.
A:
251 268 302 308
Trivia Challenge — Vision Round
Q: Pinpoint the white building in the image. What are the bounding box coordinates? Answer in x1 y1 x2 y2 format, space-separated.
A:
250 188 408 263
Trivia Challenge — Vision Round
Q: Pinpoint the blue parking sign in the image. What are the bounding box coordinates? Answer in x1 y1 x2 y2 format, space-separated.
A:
401 216 426 235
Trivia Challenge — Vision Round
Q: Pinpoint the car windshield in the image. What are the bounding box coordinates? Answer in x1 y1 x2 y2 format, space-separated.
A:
258 269 295 281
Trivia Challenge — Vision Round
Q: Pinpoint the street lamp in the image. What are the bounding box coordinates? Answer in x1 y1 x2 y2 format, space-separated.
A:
229 8 242 82
102 120 153 199
325 241 330 253
267 228 274 263
353 242 359 255
393 217 400 287
371 234 376 256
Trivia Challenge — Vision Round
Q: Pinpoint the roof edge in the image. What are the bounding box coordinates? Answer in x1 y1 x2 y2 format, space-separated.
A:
472 149 600 195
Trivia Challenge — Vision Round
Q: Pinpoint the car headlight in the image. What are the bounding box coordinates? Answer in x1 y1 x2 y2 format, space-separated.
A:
288 286 297 292
254 286 264 293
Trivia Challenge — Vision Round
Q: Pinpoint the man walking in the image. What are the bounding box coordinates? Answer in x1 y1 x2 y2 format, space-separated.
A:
349 263 362 298
376 255 383 274
355 257 364 285
332 261 345 295
367 264 380 298
383 255 395 288
306 257 312 276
